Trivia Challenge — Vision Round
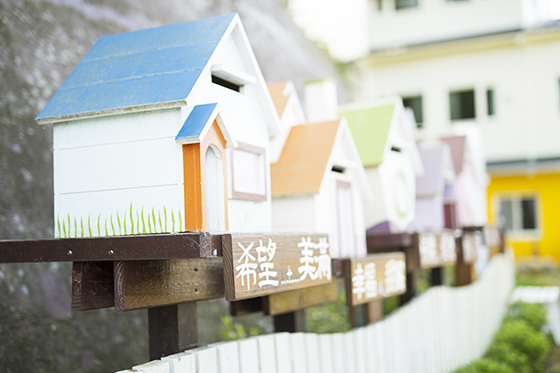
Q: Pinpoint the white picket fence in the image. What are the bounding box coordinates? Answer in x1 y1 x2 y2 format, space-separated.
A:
121 254 514 373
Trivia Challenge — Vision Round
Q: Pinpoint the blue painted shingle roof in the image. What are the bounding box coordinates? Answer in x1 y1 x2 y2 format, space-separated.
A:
36 14 237 122
175 103 218 141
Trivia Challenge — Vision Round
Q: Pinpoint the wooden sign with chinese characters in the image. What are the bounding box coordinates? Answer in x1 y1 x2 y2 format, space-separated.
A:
483 225 502 256
460 231 479 264
222 233 332 301
344 252 406 306
417 231 457 269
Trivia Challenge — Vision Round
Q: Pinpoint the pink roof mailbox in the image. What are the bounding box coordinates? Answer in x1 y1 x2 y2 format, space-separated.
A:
410 141 455 232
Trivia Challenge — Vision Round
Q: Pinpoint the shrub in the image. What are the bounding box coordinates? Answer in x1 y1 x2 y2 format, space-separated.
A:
306 292 351 334
493 319 550 372
218 316 261 341
486 341 530 373
454 358 516 373
507 301 548 332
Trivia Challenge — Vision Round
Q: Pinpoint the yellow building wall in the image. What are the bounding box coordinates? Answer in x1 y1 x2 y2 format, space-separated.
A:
487 172 560 262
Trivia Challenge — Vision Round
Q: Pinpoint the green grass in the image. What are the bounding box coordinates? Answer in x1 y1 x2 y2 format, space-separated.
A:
515 267 560 373
55 205 184 238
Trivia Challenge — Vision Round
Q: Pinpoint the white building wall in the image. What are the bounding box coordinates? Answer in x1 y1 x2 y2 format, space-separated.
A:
355 37 560 163
53 108 184 237
369 0 560 50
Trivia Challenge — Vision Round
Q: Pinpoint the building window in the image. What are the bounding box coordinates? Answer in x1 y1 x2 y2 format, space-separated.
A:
497 195 539 238
449 89 475 121
230 142 267 201
395 0 418 10
402 95 423 128
486 89 495 116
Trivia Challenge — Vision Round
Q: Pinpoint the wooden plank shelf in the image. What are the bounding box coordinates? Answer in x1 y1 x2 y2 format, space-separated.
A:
0 232 220 263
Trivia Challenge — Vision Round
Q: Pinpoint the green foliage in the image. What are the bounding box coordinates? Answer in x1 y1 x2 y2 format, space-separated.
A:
218 316 261 341
383 295 400 316
494 319 549 372
455 358 516 373
486 341 530 373
306 292 351 334
454 301 551 373
507 301 548 332
179 210 182 232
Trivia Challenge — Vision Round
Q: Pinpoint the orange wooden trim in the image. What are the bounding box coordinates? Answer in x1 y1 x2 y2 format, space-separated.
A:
200 121 228 231
183 143 203 231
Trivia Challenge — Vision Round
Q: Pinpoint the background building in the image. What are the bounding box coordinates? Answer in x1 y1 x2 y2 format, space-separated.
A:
348 0 560 261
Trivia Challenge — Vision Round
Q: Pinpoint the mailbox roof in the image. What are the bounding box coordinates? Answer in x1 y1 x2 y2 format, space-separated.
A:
36 14 236 123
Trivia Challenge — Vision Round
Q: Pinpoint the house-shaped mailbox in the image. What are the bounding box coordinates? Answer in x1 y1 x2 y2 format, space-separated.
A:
409 141 455 232
440 134 487 228
268 81 373 258
267 81 306 164
35 14 281 236
340 98 424 234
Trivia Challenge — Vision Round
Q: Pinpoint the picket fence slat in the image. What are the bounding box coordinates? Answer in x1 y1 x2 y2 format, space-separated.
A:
132 360 171 373
161 351 196 373
119 254 514 373
330 333 345 373
195 347 218 373
212 341 240 373
238 337 259 373
274 333 293 373
343 329 357 373
290 333 307 373
353 327 367 373
257 335 277 373
317 333 334 373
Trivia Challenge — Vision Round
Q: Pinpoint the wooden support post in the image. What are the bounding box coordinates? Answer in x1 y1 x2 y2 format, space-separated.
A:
350 304 368 328
399 271 418 305
455 263 476 287
230 298 264 316
430 267 445 286
273 310 306 333
366 300 383 324
148 302 198 360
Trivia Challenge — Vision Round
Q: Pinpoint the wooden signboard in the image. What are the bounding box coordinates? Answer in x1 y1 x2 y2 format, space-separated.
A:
483 225 502 256
264 280 339 315
417 231 457 269
222 233 332 301
344 252 407 306
460 231 479 264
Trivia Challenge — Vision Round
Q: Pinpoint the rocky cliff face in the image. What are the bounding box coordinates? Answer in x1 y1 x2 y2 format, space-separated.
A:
0 0 348 371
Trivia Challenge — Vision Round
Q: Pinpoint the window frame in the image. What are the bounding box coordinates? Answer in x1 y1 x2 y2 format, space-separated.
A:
395 0 419 11
230 142 268 202
449 88 476 121
402 95 424 128
486 88 495 117
493 192 541 241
